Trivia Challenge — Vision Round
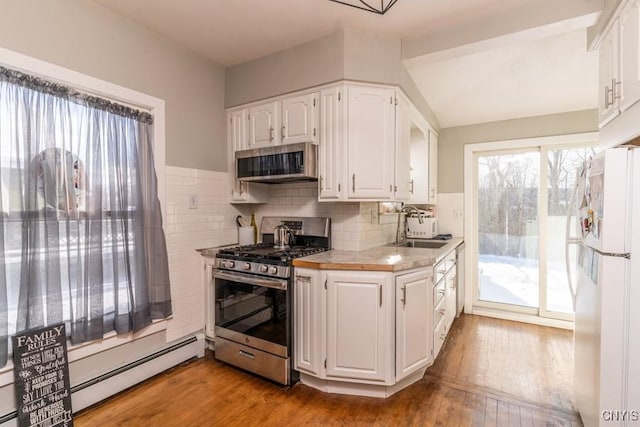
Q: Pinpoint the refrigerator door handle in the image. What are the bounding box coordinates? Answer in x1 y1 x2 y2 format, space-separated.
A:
565 182 579 311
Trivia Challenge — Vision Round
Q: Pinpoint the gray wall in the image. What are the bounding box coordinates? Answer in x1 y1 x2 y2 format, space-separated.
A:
0 0 227 172
225 29 439 129
438 109 599 193
225 31 345 107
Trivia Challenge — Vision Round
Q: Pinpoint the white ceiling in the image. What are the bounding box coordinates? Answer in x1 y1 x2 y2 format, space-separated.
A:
94 0 602 128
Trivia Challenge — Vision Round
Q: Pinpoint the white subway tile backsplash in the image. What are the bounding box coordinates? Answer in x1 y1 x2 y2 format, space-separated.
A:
436 193 464 237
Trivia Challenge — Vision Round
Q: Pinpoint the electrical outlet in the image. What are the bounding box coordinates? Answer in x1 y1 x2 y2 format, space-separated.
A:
189 194 198 209
370 209 379 224
453 209 463 220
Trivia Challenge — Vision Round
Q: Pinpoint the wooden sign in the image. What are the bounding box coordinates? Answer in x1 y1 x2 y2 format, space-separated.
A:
12 323 73 427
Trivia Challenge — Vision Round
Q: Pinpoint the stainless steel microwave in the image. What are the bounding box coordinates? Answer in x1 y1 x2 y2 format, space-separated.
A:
235 142 317 183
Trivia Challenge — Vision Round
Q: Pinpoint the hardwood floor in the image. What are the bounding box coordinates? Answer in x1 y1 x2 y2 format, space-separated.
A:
75 314 580 426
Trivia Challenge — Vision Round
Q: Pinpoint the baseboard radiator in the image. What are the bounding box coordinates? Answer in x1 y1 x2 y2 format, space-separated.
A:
0 333 205 426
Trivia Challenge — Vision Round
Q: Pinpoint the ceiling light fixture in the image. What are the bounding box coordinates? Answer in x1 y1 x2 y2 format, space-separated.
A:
327 0 399 15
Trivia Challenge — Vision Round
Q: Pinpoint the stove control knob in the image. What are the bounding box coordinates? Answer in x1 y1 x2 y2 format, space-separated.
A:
226 261 235 269
259 265 268 273
243 262 252 270
269 266 278 275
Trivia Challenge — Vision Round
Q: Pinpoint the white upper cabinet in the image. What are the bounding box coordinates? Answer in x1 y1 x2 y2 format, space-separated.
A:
620 0 640 111
229 108 247 151
318 86 344 200
597 0 640 127
394 92 412 201
599 19 621 127
248 101 280 148
227 109 268 203
281 93 319 144
347 85 395 200
428 130 438 204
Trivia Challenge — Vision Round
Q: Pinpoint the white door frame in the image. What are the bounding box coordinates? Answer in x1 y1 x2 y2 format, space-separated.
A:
463 132 598 329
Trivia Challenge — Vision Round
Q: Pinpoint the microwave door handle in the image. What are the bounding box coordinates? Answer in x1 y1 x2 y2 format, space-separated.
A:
213 270 288 290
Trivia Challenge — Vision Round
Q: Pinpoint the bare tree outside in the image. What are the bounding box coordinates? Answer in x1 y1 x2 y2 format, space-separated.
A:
477 146 595 312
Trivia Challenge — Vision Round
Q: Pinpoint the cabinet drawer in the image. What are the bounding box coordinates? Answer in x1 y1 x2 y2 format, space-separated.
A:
445 251 456 270
433 316 447 359
433 296 446 329
433 279 446 306
434 259 447 282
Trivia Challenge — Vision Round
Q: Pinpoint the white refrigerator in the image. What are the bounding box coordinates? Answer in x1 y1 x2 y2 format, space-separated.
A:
567 147 640 426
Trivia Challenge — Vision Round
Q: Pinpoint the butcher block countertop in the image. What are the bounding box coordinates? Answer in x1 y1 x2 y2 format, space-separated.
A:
293 237 464 272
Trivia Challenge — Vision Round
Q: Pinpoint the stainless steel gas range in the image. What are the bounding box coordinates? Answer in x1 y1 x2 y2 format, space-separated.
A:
212 216 331 385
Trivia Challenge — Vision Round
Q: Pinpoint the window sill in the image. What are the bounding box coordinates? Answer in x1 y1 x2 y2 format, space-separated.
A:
0 320 167 388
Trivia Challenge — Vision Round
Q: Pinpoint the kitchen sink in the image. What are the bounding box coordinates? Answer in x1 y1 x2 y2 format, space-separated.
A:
388 240 449 249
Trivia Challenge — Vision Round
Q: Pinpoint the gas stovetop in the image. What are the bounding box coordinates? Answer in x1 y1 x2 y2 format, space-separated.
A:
217 243 328 264
215 216 331 279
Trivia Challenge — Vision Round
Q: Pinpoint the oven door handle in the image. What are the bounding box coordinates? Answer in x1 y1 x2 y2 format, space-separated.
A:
213 270 288 291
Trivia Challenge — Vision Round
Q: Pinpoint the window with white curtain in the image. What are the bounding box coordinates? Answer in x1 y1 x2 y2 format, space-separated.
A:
0 66 172 368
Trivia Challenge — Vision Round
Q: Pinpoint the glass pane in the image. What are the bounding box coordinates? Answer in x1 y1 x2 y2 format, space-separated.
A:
546 146 596 314
477 152 540 308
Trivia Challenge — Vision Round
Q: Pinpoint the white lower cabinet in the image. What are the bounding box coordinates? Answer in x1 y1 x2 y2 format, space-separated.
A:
294 269 324 377
326 271 393 383
395 269 433 381
293 266 434 395
432 248 459 359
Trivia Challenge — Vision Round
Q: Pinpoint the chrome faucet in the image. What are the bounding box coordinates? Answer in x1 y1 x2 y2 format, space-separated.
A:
395 205 424 244
400 205 424 224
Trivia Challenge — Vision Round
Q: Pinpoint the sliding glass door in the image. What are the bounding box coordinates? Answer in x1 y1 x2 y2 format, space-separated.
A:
477 149 540 311
473 144 595 321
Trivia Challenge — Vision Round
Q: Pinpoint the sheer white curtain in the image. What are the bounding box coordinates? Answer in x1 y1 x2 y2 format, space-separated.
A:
0 66 172 367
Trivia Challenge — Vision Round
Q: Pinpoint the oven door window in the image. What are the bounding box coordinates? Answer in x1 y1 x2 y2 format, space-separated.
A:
215 274 287 347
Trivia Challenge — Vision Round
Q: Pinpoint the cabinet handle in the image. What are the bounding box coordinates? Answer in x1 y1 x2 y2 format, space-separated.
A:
437 289 445 295
239 181 245 195
295 275 312 285
270 127 274 142
390 184 393 193
612 78 622 101
281 125 285 139
438 269 446 274
401 285 406 307
439 308 446 315
319 175 324 191
379 285 382 307
338 183 341 193
604 85 612 109
439 333 446 341
410 180 414 194
352 174 356 192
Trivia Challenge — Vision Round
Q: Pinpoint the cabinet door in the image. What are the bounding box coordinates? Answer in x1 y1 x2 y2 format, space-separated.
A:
347 85 395 200
228 110 269 203
326 272 393 383
282 93 319 145
294 269 324 376
318 86 344 200
428 129 438 204
408 125 429 204
599 20 621 127
395 270 432 381
620 0 640 111
394 92 411 201
248 101 280 148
